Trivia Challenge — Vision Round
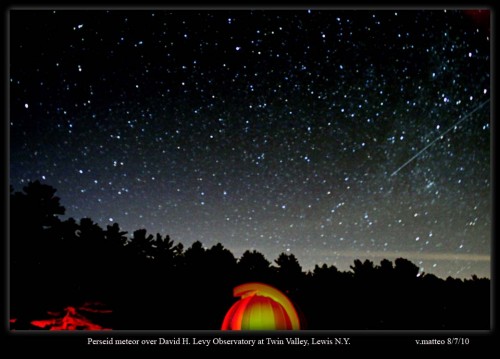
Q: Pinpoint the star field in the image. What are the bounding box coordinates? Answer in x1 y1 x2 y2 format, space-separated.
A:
10 9 491 278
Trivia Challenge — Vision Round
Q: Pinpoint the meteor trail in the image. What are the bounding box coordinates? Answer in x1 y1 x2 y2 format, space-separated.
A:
390 99 490 177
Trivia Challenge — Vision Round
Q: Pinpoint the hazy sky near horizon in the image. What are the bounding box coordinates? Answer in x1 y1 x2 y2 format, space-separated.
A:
10 9 491 278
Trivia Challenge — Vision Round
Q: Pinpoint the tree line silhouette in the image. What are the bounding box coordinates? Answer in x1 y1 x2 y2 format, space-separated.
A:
10 181 490 330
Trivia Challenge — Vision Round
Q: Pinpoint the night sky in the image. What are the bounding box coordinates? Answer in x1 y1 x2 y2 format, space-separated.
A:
10 9 491 279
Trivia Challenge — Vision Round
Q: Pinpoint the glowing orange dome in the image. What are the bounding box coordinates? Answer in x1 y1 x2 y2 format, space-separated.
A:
221 282 300 330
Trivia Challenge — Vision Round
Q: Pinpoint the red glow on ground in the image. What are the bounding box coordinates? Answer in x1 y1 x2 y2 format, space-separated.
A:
30 302 112 330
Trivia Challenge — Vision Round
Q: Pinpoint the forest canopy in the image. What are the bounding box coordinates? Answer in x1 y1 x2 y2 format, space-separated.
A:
9 181 490 330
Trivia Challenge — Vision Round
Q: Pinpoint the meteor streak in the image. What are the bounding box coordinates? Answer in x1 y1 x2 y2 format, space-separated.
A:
391 99 490 177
